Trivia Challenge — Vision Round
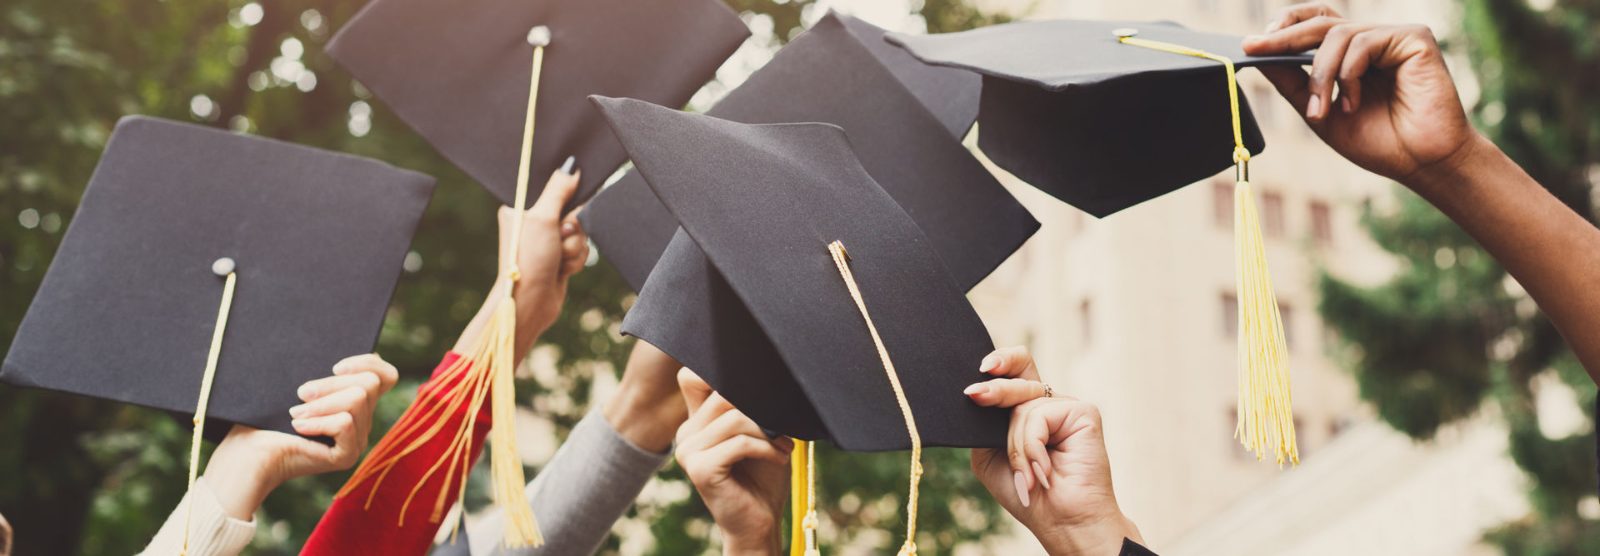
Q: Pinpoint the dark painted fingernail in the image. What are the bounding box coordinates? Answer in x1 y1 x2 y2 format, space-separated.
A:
559 156 576 175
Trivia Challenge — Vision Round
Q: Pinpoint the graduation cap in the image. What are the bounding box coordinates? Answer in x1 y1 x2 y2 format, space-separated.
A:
891 20 1313 465
580 11 1000 293
326 0 750 210
0 116 434 543
594 95 1003 554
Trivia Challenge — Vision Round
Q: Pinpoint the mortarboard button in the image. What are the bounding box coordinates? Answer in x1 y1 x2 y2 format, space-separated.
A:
211 257 236 277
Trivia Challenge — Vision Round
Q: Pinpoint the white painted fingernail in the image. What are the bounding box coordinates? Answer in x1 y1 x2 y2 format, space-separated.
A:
980 354 1000 373
1013 471 1031 508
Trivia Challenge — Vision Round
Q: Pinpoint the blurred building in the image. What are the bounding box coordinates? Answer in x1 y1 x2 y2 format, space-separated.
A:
948 0 1533 554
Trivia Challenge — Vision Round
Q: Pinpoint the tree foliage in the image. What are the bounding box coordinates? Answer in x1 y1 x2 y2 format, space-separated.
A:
1317 0 1600 552
0 1 1016 554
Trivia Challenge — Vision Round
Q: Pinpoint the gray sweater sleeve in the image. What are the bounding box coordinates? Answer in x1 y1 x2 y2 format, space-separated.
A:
447 409 669 556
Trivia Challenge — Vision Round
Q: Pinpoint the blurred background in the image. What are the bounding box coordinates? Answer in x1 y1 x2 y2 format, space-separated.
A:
1 0 1597 554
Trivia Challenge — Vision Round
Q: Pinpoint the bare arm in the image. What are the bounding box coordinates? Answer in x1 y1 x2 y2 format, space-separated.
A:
602 340 688 453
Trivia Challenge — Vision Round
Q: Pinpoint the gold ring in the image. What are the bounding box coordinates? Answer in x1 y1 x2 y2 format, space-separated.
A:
1042 383 1054 398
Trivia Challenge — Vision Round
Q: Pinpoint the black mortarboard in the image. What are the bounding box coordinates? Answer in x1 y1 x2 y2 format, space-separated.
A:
326 0 750 210
887 20 1313 216
1 116 434 437
580 11 1012 293
592 96 1008 451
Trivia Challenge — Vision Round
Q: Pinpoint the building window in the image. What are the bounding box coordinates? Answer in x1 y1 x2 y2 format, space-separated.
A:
1079 298 1093 347
1221 292 1238 339
1261 190 1286 238
1212 181 1233 230
1310 200 1333 246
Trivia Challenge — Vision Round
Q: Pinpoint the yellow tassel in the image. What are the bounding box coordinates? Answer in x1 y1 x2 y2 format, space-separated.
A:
331 37 549 548
790 439 820 556
1117 30 1299 466
1233 176 1298 466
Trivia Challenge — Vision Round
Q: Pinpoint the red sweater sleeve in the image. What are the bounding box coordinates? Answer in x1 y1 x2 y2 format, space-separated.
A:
301 352 490 556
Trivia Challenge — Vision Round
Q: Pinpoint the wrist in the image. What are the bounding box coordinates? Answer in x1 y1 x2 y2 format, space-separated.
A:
720 525 781 556
201 441 280 521
603 375 686 454
1404 132 1502 203
1033 512 1142 556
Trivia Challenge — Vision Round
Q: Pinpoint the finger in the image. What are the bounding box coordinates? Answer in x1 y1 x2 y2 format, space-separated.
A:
688 407 768 452
700 434 792 471
1258 66 1314 116
1306 23 1372 121
296 373 379 410
677 367 713 415
295 411 361 470
681 391 736 440
290 384 369 422
333 353 399 395
1007 403 1034 497
1338 29 1389 113
1263 2 1341 34
531 166 581 222
561 239 589 277
964 378 1052 408
1241 14 1343 56
1020 402 1059 490
978 345 1039 380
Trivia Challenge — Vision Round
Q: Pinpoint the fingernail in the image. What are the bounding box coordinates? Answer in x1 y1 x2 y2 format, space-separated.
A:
1307 94 1323 119
297 384 316 400
289 404 308 418
559 156 577 175
775 438 795 453
1033 461 1051 490
979 354 1000 373
1013 471 1031 508
562 221 576 234
963 384 989 396
291 419 308 429
1341 95 1354 113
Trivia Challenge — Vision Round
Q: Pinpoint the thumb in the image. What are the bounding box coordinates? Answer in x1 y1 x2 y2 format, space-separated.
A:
530 158 580 221
677 368 713 415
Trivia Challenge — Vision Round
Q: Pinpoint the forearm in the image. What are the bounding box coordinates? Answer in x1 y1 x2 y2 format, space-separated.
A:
482 410 670 556
1409 134 1600 380
601 341 687 453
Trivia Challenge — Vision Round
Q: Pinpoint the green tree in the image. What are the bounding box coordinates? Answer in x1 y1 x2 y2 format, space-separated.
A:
1317 0 1600 553
0 1 1019 554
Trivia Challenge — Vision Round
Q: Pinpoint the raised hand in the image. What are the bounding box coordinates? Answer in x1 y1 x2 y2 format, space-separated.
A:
1243 2 1478 186
675 369 791 555
204 353 399 520
967 347 1143 556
